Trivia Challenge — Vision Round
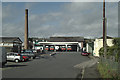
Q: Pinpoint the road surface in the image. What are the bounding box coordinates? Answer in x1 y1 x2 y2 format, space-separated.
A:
2 53 90 78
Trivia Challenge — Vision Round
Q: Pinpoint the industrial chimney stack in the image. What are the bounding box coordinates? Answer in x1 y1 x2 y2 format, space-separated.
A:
24 9 28 49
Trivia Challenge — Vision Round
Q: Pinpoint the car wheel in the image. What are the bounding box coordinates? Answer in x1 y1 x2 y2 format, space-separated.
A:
15 59 19 63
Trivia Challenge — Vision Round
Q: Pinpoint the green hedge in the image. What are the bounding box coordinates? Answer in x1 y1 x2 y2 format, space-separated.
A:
99 38 120 62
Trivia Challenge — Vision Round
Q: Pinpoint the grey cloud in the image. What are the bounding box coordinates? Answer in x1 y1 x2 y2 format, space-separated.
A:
2 2 118 40
57 2 118 37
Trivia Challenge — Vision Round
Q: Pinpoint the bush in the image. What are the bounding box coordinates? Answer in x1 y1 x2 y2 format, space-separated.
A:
99 46 113 56
99 46 119 61
99 47 104 56
113 38 120 48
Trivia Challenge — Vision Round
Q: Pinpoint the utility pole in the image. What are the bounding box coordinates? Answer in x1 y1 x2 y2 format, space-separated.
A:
24 9 29 50
103 0 107 58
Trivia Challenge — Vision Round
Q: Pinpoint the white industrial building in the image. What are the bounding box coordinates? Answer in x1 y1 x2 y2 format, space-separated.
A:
30 36 85 52
93 36 114 57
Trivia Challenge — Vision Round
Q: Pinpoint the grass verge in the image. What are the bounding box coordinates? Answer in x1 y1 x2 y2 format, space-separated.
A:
97 61 120 79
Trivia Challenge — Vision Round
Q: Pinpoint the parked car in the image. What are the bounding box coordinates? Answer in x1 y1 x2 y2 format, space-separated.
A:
33 49 37 53
21 50 36 59
81 51 91 56
22 55 29 62
32 49 39 57
0 47 7 67
7 52 23 63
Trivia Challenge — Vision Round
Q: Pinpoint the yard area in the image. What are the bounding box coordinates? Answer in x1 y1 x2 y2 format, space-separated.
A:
2 53 92 78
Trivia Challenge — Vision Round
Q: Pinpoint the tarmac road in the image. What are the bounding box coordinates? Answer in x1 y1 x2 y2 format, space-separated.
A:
2 52 91 78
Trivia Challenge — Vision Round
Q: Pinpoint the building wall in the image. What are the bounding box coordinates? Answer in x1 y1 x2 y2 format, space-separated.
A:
0 42 22 53
32 42 83 52
0 43 13 47
93 39 114 57
86 42 94 54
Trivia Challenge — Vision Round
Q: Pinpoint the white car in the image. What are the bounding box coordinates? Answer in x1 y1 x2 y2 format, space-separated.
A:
7 52 23 63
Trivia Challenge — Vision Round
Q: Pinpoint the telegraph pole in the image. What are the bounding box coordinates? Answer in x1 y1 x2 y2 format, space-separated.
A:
103 0 107 58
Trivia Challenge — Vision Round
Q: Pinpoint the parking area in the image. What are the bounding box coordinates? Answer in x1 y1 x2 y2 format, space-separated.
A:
2 52 90 78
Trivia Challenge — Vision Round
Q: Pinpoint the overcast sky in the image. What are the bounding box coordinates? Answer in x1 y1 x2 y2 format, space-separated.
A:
2 2 118 41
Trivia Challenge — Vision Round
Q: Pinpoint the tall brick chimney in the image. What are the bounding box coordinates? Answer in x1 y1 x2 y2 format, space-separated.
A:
24 9 28 49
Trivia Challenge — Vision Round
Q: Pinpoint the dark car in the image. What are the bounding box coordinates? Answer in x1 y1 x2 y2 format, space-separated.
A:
32 49 39 57
21 50 36 59
81 51 91 56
